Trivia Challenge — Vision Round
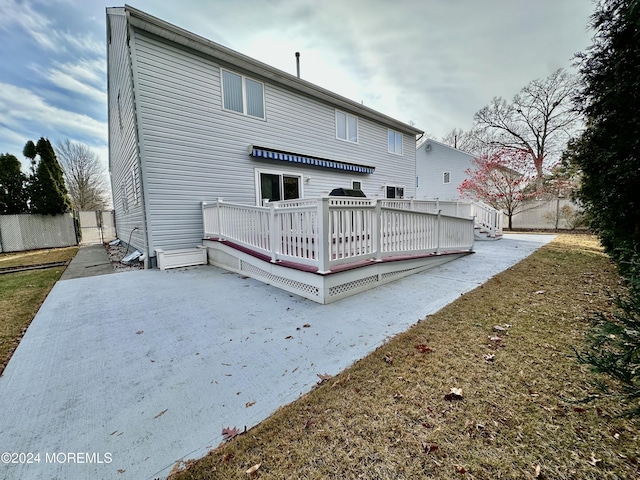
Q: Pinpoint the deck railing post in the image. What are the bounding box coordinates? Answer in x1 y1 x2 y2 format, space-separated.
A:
436 209 442 254
201 201 208 237
268 201 277 263
216 198 223 239
374 199 382 261
317 196 331 273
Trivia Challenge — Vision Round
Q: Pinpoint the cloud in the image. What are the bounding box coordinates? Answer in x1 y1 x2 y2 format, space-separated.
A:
0 0 103 55
43 59 107 103
0 82 107 142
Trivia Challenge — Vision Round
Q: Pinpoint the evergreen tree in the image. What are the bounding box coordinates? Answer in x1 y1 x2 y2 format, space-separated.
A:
0 153 29 214
26 137 71 215
566 0 640 416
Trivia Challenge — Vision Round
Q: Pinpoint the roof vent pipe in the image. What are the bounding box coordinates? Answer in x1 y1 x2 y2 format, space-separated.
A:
295 52 300 78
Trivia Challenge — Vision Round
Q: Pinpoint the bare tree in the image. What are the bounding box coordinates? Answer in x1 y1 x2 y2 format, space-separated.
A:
55 139 110 211
439 127 491 155
473 68 581 179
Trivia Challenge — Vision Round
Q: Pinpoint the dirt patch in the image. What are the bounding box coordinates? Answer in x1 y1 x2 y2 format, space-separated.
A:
105 242 144 273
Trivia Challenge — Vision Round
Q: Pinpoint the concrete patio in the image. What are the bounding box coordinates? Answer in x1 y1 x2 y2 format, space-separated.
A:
0 234 554 480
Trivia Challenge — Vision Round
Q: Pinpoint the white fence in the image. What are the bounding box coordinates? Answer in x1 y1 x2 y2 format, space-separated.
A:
0 213 77 253
511 198 585 230
203 197 475 273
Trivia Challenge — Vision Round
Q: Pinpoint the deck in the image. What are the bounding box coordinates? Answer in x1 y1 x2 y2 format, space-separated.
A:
200 197 485 303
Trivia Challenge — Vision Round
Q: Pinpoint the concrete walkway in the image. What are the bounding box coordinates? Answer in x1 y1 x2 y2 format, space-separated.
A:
0 234 554 480
60 244 114 280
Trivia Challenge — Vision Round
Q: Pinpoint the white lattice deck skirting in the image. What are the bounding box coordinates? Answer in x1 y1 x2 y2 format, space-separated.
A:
204 239 470 304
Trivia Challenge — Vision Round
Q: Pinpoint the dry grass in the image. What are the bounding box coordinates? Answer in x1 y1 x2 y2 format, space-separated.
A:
172 234 639 479
0 246 77 374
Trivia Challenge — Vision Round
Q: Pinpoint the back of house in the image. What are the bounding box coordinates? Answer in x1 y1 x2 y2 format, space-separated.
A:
106 6 422 268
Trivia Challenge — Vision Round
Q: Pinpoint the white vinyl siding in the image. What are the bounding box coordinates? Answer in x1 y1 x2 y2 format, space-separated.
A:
388 129 403 155
221 69 265 119
415 139 476 200
127 29 416 252
336 110 358 143
106 8 147 253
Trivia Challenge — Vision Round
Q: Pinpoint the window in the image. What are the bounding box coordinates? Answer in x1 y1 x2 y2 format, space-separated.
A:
117 91 123 131
352 181 362 190
221 69 265 119
443 171 451 184
257 170 303 204
336 110 358 143
388 129 403 155
385 185 404 199
131 166 140 206
120 182 128 213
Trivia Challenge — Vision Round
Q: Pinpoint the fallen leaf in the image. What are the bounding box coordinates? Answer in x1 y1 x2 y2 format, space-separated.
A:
316 373 332 384
421 442 438 454
246 463 261 474
455 465 467 474
445 387 464 401
303 323 311 328
483 354 495 362
393 392 404 399
534 290 546 295
416 344 433 353
117 468 126 473
222 426 241 441
493 325 506 332
135 330 143 335
574 407 586 413
535 464 541 477
245 401 256 408
488 335 502 342
285 335 293 339
384 353 394 364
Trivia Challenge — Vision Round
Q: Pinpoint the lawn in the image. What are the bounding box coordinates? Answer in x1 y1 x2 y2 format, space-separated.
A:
170 234 639 480
0 246 78 374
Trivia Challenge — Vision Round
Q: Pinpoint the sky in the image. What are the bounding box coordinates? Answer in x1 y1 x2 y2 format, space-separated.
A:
0 0 596 175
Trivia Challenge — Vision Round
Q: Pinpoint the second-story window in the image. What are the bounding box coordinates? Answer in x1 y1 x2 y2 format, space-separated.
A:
336 110 358 143
388 129 403 155
221 69 265 119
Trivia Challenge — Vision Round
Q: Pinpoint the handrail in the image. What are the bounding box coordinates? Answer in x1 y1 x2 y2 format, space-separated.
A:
203 198 475 273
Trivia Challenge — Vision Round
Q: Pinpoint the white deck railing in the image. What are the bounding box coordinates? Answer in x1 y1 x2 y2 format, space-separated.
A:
382 199 503 238
203 197 475 273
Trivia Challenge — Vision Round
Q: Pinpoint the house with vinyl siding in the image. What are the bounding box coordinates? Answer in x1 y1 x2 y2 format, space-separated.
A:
415 138 476 201
106 5 422 268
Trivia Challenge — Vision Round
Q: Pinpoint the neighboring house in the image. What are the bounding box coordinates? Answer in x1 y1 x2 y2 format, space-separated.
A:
106 6 422 268
415 138 476 200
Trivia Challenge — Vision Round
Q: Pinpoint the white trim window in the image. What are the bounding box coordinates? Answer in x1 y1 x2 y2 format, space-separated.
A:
443 171 451 184
388 129 403 155
352 180 362 190
255 168 303 205
385 185 405 199
221 69 265 119
336 110 358 143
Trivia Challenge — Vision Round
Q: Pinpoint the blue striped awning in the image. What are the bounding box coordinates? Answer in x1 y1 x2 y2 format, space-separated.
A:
250 146 375 174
